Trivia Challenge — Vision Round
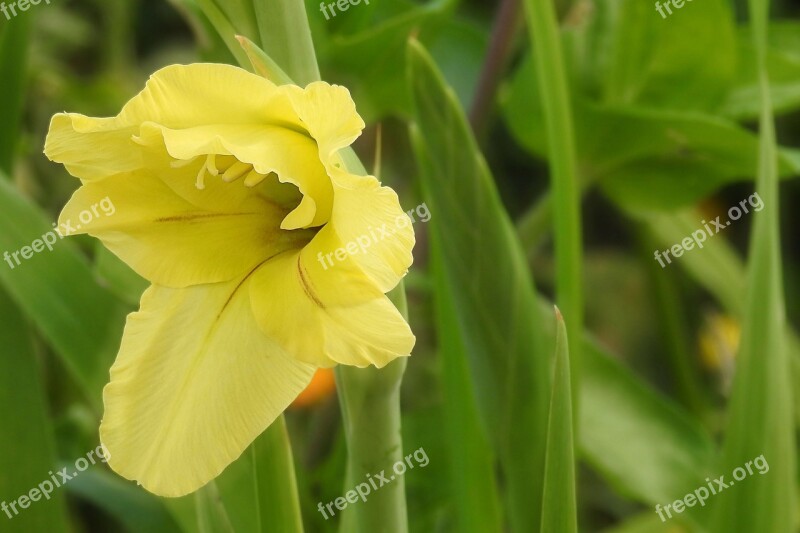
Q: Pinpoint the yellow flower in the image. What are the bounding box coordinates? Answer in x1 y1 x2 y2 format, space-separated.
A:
44 63 415 497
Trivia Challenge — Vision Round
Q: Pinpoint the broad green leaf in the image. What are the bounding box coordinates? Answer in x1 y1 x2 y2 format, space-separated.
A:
572 0 736 110
0 13 31 174
540 309 577 533
0 177 127 410
430 241 503 533
408 39 550 531
710 0 796 527
321 0 457 120
67 467 183 533
503 56 800 210
720 25 800 119
0 288 70 533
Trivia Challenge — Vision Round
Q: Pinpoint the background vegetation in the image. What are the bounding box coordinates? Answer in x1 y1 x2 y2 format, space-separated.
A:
1 0 799 531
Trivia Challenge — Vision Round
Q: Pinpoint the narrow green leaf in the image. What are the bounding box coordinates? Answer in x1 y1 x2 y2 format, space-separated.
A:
639 230 707 417
408 39 550 531
215 416 304 533
192 0 252 67
0 288 70 533
523 0 584 408
711 0 796 527
0 13 31 174
237 35 293 84
251 0 320 85
0 177 126 410
195 481 235 533
540 308 577 533
252 417 304 532
431 240 503 533
640 209 800 426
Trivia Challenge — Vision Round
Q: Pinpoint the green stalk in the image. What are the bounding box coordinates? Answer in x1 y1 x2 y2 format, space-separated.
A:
335 286 409 533
523 0 584 411
248 2 409 529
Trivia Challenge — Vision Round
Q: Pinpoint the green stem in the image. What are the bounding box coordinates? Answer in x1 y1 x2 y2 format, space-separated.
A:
523 0 584 413
250 3 409 529
334 284 410 533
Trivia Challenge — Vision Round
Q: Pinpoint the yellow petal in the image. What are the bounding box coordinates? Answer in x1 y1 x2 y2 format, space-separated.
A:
59 168 309 288
100 277 316 497
137 122 333 228
118 63 298 129
282 82 365 166
44 64 301 182
328 173 415 292
44 114 143 180
250 249 415 368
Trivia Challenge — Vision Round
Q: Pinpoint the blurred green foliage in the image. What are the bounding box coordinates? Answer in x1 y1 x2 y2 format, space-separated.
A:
1 0 800 531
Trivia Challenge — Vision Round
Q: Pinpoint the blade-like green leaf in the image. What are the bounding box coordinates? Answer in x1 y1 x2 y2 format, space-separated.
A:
190 0 252 67
639 208 800 425
408 38 550 531
540 308 577 533
215 416 304 533
711 0 796 526
0 13 31 175
237 34 293 84
0 288 70 533
195 481 235 533
523 0 584 412
251 0 319 85
431 240 503 533
0 177 127 410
